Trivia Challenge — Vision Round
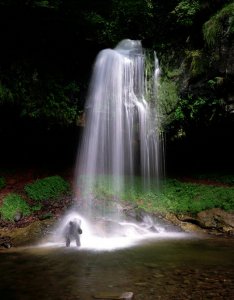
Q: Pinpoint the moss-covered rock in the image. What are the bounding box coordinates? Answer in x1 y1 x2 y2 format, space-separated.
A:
0 219 55 247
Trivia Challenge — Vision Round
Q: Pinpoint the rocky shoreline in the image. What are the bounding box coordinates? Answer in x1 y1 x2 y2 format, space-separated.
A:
1 199 233 249
122 202 234 237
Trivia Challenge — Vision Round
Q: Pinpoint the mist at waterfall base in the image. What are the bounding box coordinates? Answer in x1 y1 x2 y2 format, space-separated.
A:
47 40 187 250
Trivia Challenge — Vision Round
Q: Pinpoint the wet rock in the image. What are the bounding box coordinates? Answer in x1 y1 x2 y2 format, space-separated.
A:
93 219 126 237
149 226 159 233
0 236 12 248
134 282 148 287
197 208 234 234
144 263 158 269
14 212 22 222
93 291 133 299
164 209 234 235
180 222 204 233
38 212 53 220
0 219 55 247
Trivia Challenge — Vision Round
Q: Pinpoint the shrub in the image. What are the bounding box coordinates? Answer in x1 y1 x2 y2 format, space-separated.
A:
0 177 6 189
0 193 31 221
24 175 70 201
171 0 200 26
203 3 234 47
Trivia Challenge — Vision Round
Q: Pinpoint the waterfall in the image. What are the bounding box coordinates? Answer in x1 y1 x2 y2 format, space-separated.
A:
43 40 175 250
75 39 162 219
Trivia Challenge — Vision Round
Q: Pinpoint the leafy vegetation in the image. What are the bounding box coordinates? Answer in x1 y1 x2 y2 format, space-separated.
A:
0 193 31 221
0 0 233 173
158 77 180 129
171 0 200 26
24 176 70 201
203 2 234 47
156 180 234 213
89 176 234 213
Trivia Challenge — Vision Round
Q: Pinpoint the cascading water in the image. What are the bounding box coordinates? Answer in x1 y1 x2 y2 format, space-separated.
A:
75 39 162 213
47 40 172 250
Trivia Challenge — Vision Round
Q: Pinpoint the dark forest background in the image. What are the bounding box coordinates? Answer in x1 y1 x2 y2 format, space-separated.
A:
0 0 233 174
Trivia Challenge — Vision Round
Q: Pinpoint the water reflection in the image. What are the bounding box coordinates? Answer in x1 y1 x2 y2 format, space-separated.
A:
0 237 234 299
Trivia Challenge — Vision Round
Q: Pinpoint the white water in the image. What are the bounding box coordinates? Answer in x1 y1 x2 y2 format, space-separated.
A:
43 40 177 250
76 39 161 196
41 211 189 251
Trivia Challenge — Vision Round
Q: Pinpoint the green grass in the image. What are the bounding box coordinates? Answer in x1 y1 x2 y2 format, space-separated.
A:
0 193 31 221
86 175 234 213
24 175 70 201
156 179 234 213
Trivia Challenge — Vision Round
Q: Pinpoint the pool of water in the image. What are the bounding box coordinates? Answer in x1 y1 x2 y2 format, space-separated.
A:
0 236 234 300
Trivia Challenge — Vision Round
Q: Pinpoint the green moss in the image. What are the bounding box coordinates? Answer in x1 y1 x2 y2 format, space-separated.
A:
185 50 205 77
203 3 234 47
158 77 180 127
24 175 70 201
0 193 31 221
89 175 234 213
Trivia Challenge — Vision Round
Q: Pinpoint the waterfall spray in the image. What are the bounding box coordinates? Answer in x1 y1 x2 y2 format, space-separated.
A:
75 39 162 219
47 39 164 249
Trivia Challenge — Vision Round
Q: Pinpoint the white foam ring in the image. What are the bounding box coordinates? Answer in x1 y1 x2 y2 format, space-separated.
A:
39 211 189 251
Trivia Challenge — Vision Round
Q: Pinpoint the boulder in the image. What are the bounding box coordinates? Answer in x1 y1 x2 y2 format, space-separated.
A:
164 209 234 236
0 219 55 247
0 236 12 249
197 208 234 235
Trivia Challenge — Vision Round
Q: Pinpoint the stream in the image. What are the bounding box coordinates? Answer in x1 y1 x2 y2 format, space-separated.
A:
0 235 234 300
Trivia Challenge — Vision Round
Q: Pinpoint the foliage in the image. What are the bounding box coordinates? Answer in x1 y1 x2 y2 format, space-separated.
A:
24 176 70 201
90 175 234 213
115 0 154 43
157 180 234 212
157 77 180 128
203 2 234 47
172 95 223 130
0 177 6 189
0 193 31 221
0 0 232 155
0 83 14 103
171 0 200 26
1 68 80 126
185 50 205 77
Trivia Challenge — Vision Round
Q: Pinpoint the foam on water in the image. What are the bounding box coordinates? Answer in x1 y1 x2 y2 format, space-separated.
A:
39 211 189 251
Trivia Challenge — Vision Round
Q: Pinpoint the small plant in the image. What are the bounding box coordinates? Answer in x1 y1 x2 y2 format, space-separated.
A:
0 193 31 221
24 175 70 201
0 177 6 189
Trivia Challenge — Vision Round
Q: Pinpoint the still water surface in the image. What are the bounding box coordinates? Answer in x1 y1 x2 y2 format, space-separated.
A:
0 236 233 300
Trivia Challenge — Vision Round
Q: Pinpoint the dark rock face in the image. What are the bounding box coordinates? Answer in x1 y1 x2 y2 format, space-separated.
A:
218 38 234 75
